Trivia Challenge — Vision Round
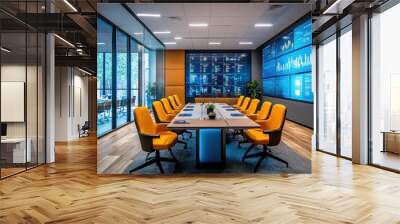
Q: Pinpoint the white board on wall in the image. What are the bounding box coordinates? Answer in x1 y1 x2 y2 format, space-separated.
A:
1 82 25 122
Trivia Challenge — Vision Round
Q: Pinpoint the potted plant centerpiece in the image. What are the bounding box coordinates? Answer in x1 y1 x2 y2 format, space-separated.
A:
206 104 216 120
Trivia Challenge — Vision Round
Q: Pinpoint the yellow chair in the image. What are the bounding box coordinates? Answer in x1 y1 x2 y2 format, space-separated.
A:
168 96 184 110
232 96 244 109
129 107 179 174
153 101 187 149
247 101 272 121
161 98 179 115
239 97 251 113
242 104 288 172
173 94 184 107
244 99 260 116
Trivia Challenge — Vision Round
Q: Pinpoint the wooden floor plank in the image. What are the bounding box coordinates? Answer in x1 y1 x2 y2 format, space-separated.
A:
0 122 400 223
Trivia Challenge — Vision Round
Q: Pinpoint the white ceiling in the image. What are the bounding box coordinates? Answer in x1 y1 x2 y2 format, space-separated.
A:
127 3 311 50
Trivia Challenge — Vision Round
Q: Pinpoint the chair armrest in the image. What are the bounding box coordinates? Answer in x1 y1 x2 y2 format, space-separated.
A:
263 129 281 134
142 133 160 138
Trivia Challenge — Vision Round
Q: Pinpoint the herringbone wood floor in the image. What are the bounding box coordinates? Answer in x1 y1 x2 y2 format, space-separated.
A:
1 122 400 223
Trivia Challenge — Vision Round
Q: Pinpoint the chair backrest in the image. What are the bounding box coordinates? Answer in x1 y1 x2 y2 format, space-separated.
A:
173 94 183 106
260 104 287 146
153 101 172 123
134 107 157 152
239 97 251 111
257 101 272 120
161 98 175 114
245 99 260 115
168 96 180 110
235 95 244 107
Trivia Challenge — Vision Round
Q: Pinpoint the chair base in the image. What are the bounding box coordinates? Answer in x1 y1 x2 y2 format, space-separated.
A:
242 145 289 172
130 149 178 174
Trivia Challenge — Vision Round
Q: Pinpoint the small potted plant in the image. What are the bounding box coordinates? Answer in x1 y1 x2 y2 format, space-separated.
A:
206 104 216 120
207 104 215 114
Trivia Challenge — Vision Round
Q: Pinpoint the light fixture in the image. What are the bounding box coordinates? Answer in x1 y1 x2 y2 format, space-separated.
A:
76 48 83 52
54 34 75 48
322 0 344 14
137 13 161 18
134 32 143 36
63 0 78 12
254 23 273 27
97 42 105 45
189 23 208 27
174 37 182 40
153 31 171 34
1 47 11 53
164 42 176 45
78 67 92 76
208 42 221 45
239 41 253 45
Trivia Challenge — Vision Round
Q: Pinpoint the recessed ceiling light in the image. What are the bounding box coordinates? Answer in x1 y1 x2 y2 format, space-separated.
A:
154 31 171 34
208 42 221 45
1 47 11 53
76 48 83 52
164 42 176 45
137 13 161 18
239 41 253 45
63 0 78 12
174 37 182 40
254 23 273 27
189 23 208 27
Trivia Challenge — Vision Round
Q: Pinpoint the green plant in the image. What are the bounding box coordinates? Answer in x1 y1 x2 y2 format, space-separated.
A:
207 104 215 110
246 80 262 99
145 82 157 99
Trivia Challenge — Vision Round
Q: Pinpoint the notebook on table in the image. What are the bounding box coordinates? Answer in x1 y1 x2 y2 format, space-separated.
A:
178 113 192 117
174 120 189 124
230 113 244 117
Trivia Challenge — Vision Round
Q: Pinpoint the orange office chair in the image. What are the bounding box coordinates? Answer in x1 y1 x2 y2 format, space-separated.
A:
238 101 272 147
168 96 184 110
130 107 179 174
153 101 187 148
242 104 288 172
244 99 260 116
247 101 272 122
161 98 179 115
232 95 244 109
173 94 184 108
233 98 260 138
239 97 251 113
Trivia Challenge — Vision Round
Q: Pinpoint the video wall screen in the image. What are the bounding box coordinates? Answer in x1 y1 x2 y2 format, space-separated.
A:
262 18 313 103
186 52 251 102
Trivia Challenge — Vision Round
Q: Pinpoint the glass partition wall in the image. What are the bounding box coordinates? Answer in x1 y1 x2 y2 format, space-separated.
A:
370 2 400 171
97 17 164 137
0 7 46 179
316 25 353 159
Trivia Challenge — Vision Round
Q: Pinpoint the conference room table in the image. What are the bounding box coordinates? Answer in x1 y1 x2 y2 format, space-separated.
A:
167 103 260 168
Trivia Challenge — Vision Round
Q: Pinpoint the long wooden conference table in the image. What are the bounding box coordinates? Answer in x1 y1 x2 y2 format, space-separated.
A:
167 103 260 168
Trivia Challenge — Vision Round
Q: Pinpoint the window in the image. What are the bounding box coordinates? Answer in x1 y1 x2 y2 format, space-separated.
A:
370 2 400 171
317 35 337 155
97 18 113 136
96 16 164 137
116 30 128 127
339 27 352 158
130 39 140 119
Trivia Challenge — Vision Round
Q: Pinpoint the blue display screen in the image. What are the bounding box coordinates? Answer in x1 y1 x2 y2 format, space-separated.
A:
262 17 313 103
186 52 251 102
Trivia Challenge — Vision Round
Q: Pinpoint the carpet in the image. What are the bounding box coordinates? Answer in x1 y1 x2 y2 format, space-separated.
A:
124 133 311 174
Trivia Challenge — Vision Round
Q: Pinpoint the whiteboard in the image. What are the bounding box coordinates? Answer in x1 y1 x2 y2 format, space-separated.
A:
1 82 25 122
